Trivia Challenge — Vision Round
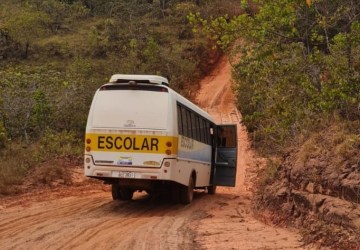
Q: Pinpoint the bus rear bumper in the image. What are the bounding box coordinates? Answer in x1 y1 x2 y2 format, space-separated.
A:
86 166 166 181
84 157 175 181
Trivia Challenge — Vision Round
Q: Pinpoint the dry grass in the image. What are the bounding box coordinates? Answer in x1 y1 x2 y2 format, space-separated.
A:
256 157 282 190
295 120 360 172
294 134 324 169
0 139 81 195
0 144 39 195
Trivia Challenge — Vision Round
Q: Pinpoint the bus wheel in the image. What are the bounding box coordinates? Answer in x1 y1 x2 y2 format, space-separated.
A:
111 183 121 200
180 176 194 205
112 184 133 201
119 188 134 201
171 184 180 203
208 185 217 195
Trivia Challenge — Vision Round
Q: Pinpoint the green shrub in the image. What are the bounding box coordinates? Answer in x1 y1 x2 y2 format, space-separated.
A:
40 128 82 157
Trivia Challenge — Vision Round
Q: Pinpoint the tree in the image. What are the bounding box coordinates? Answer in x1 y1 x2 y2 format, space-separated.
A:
4 7 48 58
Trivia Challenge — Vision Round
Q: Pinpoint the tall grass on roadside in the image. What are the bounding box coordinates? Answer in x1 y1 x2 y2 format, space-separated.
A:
0 129 83 195
0 144 39 195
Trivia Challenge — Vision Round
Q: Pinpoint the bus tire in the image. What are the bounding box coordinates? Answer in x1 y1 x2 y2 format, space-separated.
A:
119 188 134 201
208 185 217 195
111 183 121 200
180 176 194 205
171 184 180 203
112 184 133 201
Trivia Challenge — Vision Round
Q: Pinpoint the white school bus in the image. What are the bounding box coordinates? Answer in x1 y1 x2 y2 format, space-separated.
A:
84 74 238 204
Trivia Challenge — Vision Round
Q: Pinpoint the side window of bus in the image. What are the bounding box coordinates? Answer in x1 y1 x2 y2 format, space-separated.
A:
177 103 211 144
186 109 192 139
181 106 189 137
206 121 211 145
193 114 198 141
198 116 203 142
202 119 207 144
197 116 205 143
191 112 199 141
177 105 183 135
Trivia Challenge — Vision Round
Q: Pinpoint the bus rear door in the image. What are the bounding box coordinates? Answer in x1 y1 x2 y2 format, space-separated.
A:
213 124 238 186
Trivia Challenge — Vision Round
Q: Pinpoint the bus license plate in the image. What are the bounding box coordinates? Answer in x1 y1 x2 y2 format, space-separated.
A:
118 171 135 178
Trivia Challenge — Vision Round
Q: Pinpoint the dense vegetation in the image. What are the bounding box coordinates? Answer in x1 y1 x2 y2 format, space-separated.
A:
0 0 242 194
191 0 359 153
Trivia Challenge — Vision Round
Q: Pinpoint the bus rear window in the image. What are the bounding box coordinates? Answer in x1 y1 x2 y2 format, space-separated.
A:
91 89 169 130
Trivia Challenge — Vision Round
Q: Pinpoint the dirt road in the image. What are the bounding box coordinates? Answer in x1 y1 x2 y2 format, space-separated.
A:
0 58 305 250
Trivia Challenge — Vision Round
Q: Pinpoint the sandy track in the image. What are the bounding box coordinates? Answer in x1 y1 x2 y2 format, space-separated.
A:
1 191 197 250
0 190 303 250
0 57 306 250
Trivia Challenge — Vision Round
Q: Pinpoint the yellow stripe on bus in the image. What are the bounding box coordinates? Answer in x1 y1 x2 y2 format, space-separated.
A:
86 134 178 154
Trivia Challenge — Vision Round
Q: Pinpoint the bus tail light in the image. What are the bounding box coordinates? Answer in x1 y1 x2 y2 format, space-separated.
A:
166 141 172 147
164 161 171 167
86 138 91 144
165 149 172 155
86 146 91 152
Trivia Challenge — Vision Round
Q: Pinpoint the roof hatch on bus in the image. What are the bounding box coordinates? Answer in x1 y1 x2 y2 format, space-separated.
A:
109 74 169 86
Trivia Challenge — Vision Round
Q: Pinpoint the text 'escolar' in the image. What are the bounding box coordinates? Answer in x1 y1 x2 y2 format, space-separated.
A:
97 136 159 151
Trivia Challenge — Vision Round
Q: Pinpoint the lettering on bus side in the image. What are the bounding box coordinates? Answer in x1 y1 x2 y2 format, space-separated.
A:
97 136 159 151
180 136 194 150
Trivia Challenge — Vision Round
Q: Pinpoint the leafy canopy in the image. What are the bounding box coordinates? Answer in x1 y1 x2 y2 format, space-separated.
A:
190 0 360 152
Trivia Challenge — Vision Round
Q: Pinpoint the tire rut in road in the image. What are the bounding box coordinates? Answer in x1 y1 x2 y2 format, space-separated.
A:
0 192 205 250
0 196 107 239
